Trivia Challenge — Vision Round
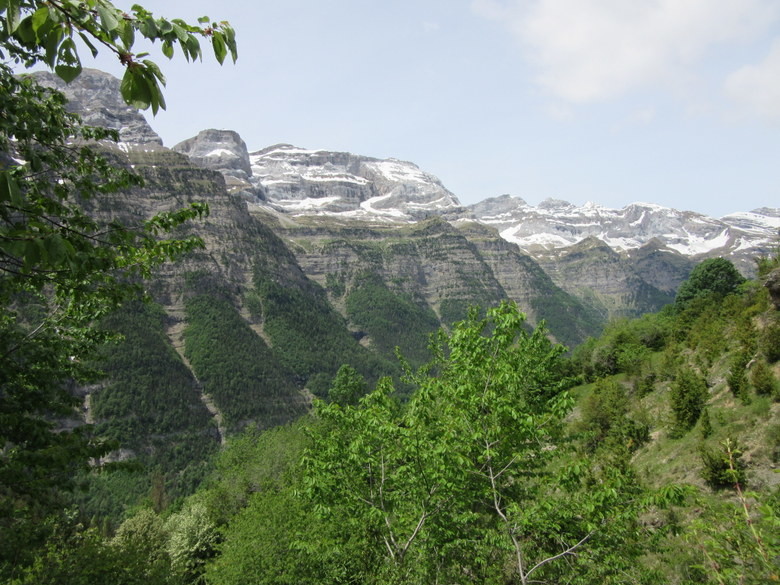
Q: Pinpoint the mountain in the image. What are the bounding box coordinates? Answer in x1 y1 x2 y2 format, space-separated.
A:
173 132 462 221
28 69 778 511
467 195 780 275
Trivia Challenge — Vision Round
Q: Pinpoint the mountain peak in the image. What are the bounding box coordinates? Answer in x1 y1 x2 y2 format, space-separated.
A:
244 145 461 220
31 68 163 146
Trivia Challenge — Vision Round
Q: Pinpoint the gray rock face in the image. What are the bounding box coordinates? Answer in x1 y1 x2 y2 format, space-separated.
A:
246 144 462 220
32 69 163 146
172 130 256 198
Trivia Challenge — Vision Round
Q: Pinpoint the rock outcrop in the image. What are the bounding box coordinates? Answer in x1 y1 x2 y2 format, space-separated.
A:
172 129 258 199
33 68 163 146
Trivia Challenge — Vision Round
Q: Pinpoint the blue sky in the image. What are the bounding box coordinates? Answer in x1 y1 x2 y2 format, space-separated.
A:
75 0 779 218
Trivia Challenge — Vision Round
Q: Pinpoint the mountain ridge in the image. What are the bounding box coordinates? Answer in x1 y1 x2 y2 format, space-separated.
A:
170 126 778 275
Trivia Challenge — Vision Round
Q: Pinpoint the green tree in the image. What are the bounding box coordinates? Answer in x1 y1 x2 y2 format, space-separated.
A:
669 367 708 435
327 363 368 406
674 257 745 311
303 303 646 584
578 378 649 454
1 0 235 577
691 440 778 584
750 358 778 397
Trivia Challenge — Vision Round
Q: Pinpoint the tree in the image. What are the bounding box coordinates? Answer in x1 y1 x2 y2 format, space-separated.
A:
669 367 708 435
0 0 235 577
327 363 367 406
303 303 647 584
675 258 745 311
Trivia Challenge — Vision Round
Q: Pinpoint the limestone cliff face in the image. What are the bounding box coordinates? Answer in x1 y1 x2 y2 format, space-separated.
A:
269 215 601 347
245 144 462 220
627 239 696 293
534 237 675 320
33 69 163 146
455 222 603 345
274 217 505 312
76 146 312 436
172 129 259 199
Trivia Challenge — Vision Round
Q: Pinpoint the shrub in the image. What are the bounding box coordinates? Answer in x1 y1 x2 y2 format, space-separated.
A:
699 439 746 489
669 368 708 435
727 351 751 401
750 359 778 397
760 318 780 363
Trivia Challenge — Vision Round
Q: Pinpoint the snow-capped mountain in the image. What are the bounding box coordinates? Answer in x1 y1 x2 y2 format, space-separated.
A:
466 195 780 270
172 132 461 221
247 144 461 221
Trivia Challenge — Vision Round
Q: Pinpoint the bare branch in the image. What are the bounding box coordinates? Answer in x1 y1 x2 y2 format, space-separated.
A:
524 531 595 581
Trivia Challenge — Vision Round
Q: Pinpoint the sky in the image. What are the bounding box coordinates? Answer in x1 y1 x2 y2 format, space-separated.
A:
71 0 780 218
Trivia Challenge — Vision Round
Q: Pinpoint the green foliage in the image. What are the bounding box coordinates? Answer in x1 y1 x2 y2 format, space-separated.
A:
327 364 367 406
164 503 219 585
1 1 234 576
759 316 780 363
254 271 394 397
699 439 747 489
669 367 709 436
690 440 779 584
183 293 304 433
572 313 669 380
750 358 778 397
111 508 174 584
699 407 713 439
727 350 751 401
298 303 647 584
87 301 219 510
194 422 309 526
197 423 320 585
578 378 650 454
674 257 745 312
345 271 440 367
438 296 479 326
2 0 236 113
8 513 175 585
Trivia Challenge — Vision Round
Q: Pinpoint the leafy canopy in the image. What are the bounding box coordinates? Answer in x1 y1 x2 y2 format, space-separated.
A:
0 0 237 112
675 257 745 310
0 0 236 577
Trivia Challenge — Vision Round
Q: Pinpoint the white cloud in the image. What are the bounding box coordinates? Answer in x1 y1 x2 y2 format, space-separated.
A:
472 0 779 103
726 38 780 120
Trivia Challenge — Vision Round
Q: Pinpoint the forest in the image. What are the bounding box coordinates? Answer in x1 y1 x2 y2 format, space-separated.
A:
2 1 780 584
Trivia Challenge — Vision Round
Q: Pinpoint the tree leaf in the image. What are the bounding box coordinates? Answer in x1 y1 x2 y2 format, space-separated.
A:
5 0 21 34
212 33 226 65
78 32 99 58
120 67 152 110
31 5 50 35
55 38 82 83
0 171 22 205
118 18 134 49
161 39 174 59
96 3 120 32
